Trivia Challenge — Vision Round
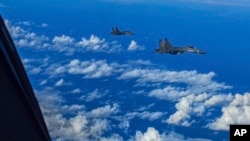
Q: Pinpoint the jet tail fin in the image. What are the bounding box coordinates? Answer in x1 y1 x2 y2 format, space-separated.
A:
164 38 173 49
115 27 120 32
156 39 167 53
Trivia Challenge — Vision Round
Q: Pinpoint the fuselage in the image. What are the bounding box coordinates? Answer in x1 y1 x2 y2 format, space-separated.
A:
110 31 135 36
155 46 206 55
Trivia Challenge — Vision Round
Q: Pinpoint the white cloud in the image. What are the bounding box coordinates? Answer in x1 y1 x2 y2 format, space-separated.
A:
119 69 230 89
47 59 114 79
36 87 122 141
41 23 49 27
100 134 124 141
164 92 235 127
54 78 64 87
132 127 163 141
127 40 144 51
118 68 249 129
130 127 212 141
89 104 119 117
18 21 33 26
52 35 74 45
204 94 233 107
61 104 85 113
126 111 166 121
21 57 51 78
46 34 76 55
208 93 250 130
16 32 49 47
119 69 231 95
80 89 108 101
6 21 122 54
11 17 250 140
136 103 155 111
127 59 152 65
76 34 122 52
118 120 130 133
41 59 239 129
149 86 192 101
39 79 48 85
5 20 49 48
27 67 41 74
166 95 195 126
70 88 81 94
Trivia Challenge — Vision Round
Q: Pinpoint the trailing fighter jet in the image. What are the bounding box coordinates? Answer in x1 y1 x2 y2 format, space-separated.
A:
110 27 135 35
155 38 206 55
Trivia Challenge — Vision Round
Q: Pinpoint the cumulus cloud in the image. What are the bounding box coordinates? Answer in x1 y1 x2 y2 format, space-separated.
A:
52 35 74 45
36 87 121 141
118 68 236 127
18 21 33 26
204 94 233 107
21 58 50 76
41 58 241 129
41 23 49 27
76 34 122 52
11 18 250 140
136 103 155 111
70 88 81 94
16 32 49 47
5 20 49 48
39 79 48 85
89 104 120 117
208 93 250 130
130 127 212 141
6 20 123 54
127 40 144 51
47 34 76 55
132 127 164 141
127 59 152 65
54 78 64 87
80 89 108 101
47 59 114 79
125 111 166 121
27 67 41 74
119 69 231 93
36 87 212 141
166 95 197 126
149 86 192 101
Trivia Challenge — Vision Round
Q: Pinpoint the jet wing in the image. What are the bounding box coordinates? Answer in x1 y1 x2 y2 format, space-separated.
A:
164 38 173 49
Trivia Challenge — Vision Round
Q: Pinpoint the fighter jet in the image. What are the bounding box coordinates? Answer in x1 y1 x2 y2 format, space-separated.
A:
110 27 135 35
155 38 206 55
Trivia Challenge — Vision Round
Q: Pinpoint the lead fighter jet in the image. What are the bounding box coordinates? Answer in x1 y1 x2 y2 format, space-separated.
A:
155 38 206 55
110 27 135 35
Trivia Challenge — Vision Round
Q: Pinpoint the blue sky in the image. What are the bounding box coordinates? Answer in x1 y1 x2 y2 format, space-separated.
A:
1 0 250 141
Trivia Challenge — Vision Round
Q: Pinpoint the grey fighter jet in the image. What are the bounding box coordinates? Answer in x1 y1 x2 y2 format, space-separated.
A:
110 27 135 35
155 38 206 55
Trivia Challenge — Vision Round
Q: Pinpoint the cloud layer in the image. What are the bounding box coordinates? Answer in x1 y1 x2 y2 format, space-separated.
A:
7 18 250 141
